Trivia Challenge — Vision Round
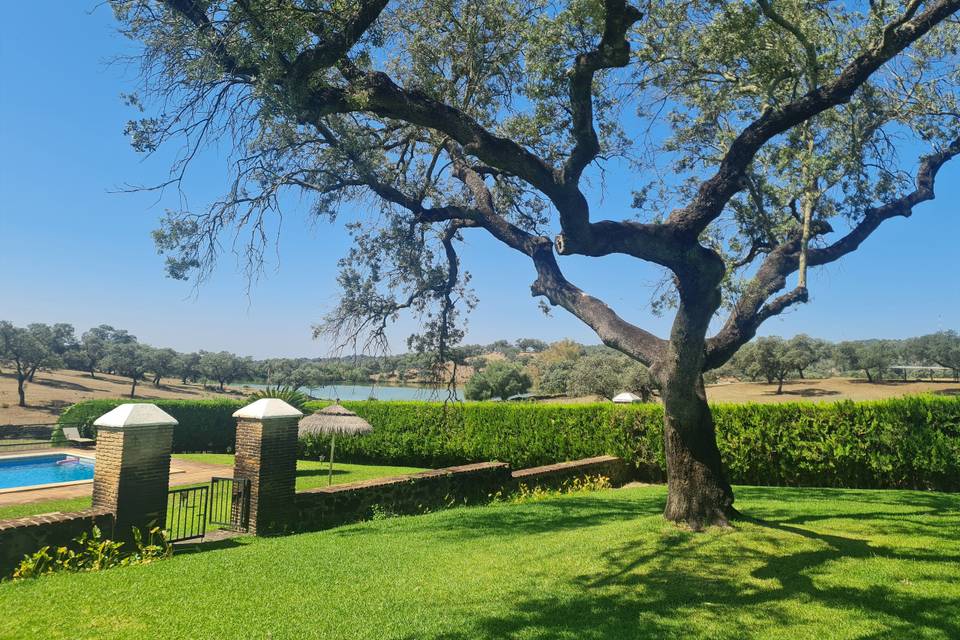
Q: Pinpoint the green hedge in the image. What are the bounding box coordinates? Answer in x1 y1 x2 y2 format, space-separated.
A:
58 399 243 453
300 396 960 491
60 395 960 490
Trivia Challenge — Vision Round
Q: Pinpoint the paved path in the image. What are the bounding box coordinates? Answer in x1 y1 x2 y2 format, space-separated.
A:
0 449 230 508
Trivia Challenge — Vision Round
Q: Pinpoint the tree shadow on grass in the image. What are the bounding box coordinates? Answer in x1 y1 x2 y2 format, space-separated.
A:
296 467 351 479
396 487 960 639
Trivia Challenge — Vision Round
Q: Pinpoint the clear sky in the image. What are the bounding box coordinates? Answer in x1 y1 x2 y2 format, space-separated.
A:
1 4 957 359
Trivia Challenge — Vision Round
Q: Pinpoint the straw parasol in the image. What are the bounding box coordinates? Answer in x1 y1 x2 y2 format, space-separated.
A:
299 403 373 485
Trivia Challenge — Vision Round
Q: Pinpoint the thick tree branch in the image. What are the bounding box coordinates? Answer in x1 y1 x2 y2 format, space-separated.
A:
563 0 642 184
704 135 960 369
668 0 960 238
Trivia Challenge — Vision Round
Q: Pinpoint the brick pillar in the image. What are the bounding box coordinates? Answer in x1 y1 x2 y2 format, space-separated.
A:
232 399 303 534
92 404 177 539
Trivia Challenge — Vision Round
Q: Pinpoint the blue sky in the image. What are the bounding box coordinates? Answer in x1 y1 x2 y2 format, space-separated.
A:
1 4 957 359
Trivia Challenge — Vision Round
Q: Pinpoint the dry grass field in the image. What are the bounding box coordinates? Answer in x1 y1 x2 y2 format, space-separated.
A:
0 369 243 426
2 368 957 426
705 377 960 404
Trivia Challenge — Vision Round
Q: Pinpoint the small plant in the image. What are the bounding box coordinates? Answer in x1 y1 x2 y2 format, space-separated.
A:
246 386 312 412
509 474 612 504
49 425 68 446
10 526 171 581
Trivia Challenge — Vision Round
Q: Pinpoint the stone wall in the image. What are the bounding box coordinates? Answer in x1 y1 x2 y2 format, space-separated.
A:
294 462 512 531
0 509 115 577
510 455 635 490
0 424 54 441
293 456 635 533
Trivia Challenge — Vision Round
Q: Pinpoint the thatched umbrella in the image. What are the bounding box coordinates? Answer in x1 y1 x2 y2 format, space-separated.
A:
298 403 373 485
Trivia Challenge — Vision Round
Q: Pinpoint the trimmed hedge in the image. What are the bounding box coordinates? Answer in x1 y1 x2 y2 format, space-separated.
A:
300 396 960 491
59 395 960 490
58 399 243 453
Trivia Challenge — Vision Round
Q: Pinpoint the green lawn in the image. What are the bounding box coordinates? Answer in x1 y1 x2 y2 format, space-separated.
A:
1 485 958 639
0 457 425 521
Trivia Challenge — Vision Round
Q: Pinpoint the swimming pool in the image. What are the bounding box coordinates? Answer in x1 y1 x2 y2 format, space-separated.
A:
0 454 95 490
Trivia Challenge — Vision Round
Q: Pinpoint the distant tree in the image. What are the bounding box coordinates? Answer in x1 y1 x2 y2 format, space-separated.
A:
464 362 531 400
567 354 625 399
751 337 796 394
75 325 137 378
0 321 62 406
787 334 826 379
624 363 655 402
909 331 960 379
175 352 202 384
199 351 246 391
835 340 898 382
536 360 576 394
101 342 150 398
145 347 178 386
515 338 548 353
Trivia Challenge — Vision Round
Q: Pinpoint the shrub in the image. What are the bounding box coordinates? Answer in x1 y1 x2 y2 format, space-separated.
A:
59 398 243 452
246 386 312 412
49 425 68 447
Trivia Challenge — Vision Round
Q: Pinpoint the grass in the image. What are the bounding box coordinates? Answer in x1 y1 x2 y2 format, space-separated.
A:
0 457 426 521
1 485 958 639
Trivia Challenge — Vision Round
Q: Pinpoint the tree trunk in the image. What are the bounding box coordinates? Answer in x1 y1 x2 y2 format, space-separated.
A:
660 373 735 530
17 374 26 407
776 375 784 394
655 276 735 530
130 377 138 398
797 368 805 379
154 374 161 387
864 369 873 383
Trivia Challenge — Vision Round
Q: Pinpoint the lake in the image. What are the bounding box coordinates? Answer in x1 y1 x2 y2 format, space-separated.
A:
244 383 462 402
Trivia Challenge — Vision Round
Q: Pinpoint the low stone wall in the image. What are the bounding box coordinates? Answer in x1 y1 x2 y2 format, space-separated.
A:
295 462 512 531
510 455 635 489
0 509 115 577
293 456 635 533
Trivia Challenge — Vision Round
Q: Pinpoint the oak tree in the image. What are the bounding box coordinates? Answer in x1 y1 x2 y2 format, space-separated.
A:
114 0 960 527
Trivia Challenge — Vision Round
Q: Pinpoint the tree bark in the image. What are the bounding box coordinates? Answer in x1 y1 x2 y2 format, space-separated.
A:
130 377 138 398
660 372 735 530
655 276 736 530
17 374 26 407
776 375 785 394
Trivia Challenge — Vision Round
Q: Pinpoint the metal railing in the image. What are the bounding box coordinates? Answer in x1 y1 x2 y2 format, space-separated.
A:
209 477 250 532
166 485 209 543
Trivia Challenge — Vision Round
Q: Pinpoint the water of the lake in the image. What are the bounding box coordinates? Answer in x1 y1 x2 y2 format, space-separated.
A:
244 383 461 401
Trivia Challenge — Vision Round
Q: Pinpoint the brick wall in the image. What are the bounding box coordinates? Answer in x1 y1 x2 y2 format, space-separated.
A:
0 509 115 577
510 455 635 490
294 462 512 531
235 417 299 534
92 424 173 536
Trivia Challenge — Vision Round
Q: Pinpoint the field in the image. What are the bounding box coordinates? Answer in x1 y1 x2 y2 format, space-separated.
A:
0 369 243 426
1 484 957 639
3 368 958 428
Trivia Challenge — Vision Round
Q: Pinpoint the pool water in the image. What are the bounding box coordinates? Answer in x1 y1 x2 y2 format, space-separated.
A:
0 454 95 490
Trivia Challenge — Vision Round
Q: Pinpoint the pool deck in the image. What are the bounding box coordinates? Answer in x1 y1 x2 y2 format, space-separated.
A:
0 448 231 509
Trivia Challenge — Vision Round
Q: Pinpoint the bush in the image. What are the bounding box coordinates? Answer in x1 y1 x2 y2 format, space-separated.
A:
59 399 243 452
299 396 960 491
61 395 960 490
49 425 68 447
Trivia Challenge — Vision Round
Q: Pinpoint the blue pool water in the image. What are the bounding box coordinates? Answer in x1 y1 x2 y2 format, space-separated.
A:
0 454 95 490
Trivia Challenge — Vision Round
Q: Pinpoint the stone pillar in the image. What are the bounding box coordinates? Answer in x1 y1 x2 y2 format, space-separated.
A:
92 404 177 538
232 399 302 534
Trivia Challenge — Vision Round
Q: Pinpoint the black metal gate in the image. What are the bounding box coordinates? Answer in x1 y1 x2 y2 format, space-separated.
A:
166 485 209 543
209 476 250 532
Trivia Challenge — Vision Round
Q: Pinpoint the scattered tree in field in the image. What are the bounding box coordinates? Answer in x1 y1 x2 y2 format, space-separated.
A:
464 362 531 400
199 351 247 391
516 338 548 353
0 322 62 406
101 342 150 398
835 340 899 382
145 347 178 386
120 0 960 527
908 331 960 379
175 351 202 384
567 354 625 400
